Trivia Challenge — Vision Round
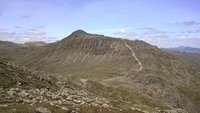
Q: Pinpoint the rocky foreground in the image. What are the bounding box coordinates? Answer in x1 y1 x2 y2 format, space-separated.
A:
0 58 190 113
0 59 142 113
0 87 111 113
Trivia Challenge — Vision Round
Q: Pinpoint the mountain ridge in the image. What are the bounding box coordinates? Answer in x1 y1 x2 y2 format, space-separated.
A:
165 46 200 53
0 30 200 113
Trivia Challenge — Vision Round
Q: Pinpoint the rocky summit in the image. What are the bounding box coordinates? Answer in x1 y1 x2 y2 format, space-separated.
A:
0 30 200 113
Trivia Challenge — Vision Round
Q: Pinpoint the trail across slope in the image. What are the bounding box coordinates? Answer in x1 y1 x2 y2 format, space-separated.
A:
125 41 142 71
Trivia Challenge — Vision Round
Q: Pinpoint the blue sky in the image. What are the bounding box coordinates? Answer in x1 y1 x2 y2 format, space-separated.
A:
0 0 200 47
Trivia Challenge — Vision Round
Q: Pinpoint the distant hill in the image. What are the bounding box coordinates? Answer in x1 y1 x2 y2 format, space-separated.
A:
22 41 47 47
166 46 200 53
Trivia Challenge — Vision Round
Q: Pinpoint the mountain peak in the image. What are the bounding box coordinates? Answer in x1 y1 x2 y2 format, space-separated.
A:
61 29 89 41
70 29 87 36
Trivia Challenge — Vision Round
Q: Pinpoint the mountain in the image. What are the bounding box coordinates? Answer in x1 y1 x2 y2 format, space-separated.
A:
166 46 200 53
22 41 47 47
0 41 19 54
0 30 200 113
0 30 163 79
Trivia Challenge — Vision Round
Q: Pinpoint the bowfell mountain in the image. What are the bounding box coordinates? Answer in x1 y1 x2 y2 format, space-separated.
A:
0 30 200 113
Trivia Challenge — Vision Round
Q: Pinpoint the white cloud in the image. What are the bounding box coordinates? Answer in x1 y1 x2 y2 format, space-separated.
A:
0 28 7 31
0 28 50 43
187 28 200 33
24 29 46 36
113 29 137 37
14 26 21 29
20 15 32 19
139 27 166 35
169 21 200 26
0 31 16 41
182 21 200 26
140 34 200 48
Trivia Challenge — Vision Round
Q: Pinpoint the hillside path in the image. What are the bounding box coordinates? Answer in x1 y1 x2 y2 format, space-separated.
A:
125 41 143 71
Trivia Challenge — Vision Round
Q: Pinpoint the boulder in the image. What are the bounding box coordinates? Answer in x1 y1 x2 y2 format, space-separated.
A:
61 106 69 111
35 107 51 113
18 90 29 97
7 89 15 97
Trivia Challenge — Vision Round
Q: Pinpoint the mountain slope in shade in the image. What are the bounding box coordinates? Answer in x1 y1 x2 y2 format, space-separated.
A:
0 30 200 113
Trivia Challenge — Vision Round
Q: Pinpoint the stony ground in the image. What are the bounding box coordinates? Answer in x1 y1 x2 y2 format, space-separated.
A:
0 58 190 113
0 86 111 113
